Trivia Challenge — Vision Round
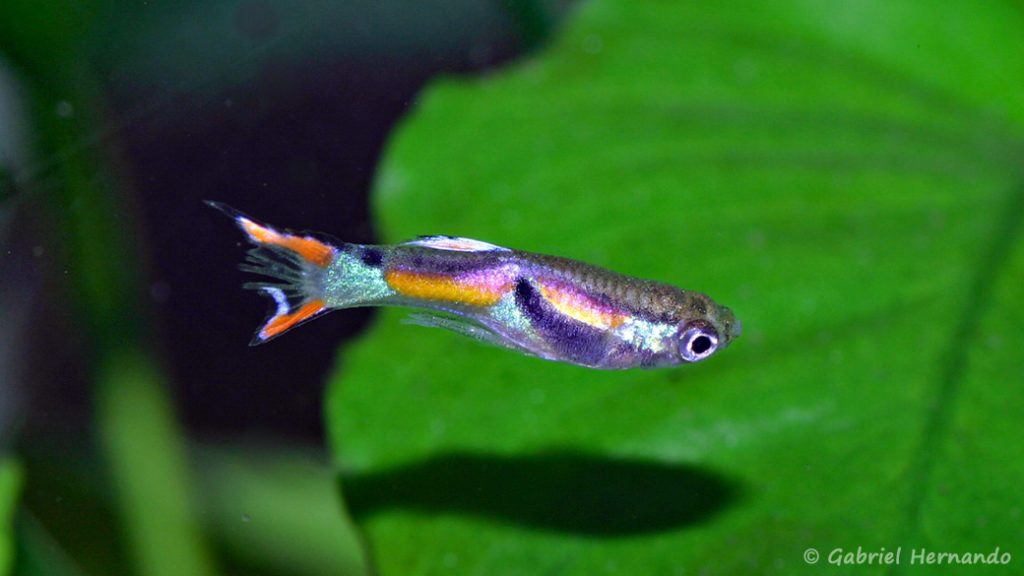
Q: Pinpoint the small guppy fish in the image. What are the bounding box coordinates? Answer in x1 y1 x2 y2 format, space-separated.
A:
209 202 740 369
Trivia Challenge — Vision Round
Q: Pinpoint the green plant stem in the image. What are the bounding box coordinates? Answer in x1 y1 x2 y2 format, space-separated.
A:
0 458 22 576
95 348 217 576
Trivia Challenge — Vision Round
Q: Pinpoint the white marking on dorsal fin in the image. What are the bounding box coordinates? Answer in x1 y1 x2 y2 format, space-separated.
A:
405 235 511 252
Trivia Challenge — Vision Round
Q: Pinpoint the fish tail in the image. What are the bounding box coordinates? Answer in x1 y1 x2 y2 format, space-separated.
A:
208 201 339 344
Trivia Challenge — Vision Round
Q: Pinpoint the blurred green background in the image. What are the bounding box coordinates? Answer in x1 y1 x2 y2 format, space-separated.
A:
2 1 1023 575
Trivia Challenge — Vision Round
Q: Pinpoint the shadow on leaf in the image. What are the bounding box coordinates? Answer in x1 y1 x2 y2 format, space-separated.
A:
340 449 740 537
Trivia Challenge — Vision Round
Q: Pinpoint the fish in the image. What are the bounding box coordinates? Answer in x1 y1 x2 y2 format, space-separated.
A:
208 202 740 369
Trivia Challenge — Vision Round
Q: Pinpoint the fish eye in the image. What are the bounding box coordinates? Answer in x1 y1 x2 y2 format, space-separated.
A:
679 321 719 362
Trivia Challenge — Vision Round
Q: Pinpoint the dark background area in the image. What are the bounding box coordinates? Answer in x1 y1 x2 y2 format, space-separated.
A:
6 0 574 443
0 3 573 574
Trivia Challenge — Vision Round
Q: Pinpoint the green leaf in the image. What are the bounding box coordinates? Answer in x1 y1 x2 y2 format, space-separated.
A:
328 1 1024 574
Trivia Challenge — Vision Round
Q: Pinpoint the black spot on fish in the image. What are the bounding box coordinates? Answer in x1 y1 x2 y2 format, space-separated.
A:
515 277 544 322
514 277 608 367
360 247 383 267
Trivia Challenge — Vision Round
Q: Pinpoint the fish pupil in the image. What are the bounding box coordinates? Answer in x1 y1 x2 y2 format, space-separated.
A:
690 335 712 354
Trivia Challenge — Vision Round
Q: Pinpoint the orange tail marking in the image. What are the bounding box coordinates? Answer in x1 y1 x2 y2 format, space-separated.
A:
258 298 327 341
240 218 335 267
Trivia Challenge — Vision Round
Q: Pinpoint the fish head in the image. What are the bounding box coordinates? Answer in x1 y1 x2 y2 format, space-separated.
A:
675 300 740 363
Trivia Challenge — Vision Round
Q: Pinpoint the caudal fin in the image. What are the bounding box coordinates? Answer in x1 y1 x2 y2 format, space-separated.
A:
207 201 337 344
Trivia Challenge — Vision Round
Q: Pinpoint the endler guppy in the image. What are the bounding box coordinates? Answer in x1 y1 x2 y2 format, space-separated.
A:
209 202 740 370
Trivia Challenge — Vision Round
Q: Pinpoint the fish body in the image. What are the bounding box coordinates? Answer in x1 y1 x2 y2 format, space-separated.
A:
210 202 740 369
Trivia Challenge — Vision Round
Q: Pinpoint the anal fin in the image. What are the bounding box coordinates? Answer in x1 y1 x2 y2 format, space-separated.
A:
402 311 560 362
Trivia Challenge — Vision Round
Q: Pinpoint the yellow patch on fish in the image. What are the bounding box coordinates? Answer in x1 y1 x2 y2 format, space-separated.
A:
540 282 628 330
385 269 507 306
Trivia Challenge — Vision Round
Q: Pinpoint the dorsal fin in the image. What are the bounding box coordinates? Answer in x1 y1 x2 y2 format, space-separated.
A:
404 235 511 252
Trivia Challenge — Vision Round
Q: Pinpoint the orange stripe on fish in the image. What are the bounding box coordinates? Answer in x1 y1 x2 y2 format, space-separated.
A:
259 298 327 341
384 269 509 307
540 281 628 330
239 218 335 267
